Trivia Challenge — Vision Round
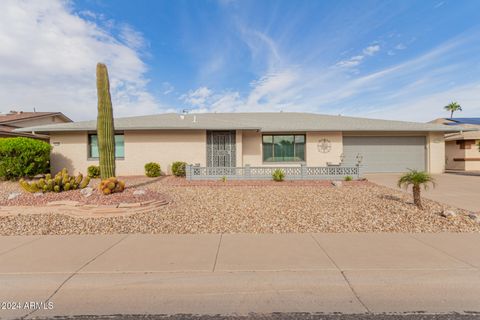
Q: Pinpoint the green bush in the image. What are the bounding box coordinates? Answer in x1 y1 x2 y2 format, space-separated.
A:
344 175 353 181
87 165 101 178
171 161 187 177
272 169 285 182
0 137 51 180
145 162 161 177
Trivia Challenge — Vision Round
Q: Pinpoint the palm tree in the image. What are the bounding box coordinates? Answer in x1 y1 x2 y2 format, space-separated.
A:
397 170 436 210
444 102 462 118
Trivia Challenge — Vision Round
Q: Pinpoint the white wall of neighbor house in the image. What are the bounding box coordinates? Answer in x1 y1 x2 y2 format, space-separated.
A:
49 130 207 176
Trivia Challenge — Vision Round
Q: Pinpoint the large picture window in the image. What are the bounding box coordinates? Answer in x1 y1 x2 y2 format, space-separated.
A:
88 134 125 159
262 134 305 162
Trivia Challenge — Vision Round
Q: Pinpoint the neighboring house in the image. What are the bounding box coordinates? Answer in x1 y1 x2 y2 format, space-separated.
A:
0 110 72 140
16 112 463 176
430 118 480 171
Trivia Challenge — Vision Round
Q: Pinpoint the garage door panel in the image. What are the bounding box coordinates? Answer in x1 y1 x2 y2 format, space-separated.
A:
343 136 426 173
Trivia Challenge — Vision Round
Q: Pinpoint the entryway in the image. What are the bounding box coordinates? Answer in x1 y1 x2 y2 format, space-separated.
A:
206 130 236 167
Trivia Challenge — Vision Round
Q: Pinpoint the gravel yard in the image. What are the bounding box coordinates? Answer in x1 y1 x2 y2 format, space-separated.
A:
0 176 479 235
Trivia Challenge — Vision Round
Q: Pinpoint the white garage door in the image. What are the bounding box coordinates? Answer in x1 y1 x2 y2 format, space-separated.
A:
343 136 426 173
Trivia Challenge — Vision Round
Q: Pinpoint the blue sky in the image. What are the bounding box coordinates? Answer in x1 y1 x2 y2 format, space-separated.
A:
0 0 479 121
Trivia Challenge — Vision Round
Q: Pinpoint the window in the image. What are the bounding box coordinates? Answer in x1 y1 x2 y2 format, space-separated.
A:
88 134 125 159
262 134 305 162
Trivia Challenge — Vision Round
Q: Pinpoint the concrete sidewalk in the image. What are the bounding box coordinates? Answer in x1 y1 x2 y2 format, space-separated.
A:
1 233 480 319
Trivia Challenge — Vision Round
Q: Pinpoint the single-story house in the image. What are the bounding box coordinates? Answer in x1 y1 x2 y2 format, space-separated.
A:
0 110 72 140
16 112 465 176
430 118 480 171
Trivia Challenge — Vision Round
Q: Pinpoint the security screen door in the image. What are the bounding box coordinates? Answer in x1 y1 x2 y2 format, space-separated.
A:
207 131 236 167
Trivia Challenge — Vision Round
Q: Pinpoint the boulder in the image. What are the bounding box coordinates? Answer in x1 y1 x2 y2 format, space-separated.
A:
33 192 44 198
7 192 21 200
80 187 94 198
331 181 342 187
440 210 457 218
133 189 146 196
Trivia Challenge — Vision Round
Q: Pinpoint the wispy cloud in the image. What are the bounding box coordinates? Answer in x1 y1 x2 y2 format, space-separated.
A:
161 82 174 95
0 0 170 120
181 87 213 108
336 44 381 68
363 44 380 55
182 29 480 121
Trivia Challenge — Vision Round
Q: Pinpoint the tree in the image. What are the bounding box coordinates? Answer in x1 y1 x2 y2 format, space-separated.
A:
96 63 116 179
444 102 462 118
397 170 435 210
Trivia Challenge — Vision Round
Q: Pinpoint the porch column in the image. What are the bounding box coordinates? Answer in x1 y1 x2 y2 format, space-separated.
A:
236 130 243 167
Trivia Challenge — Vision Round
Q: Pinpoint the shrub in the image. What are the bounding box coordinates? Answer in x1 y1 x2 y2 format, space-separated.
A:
344 175 353 181
171 161 187 177
87 165 101 178
144 162 161 177
19 168 90 193
272 169 285 182
0 137 51 180
98 177 125 195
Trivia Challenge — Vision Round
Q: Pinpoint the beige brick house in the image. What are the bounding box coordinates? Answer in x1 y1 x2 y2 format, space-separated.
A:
17 112 464 176
431 118 480 171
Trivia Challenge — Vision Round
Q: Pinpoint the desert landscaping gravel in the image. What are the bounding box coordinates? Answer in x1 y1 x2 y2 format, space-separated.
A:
0 176 479 235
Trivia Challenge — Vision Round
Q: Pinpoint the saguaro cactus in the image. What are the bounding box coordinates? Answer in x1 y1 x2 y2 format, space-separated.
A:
96 63 116 179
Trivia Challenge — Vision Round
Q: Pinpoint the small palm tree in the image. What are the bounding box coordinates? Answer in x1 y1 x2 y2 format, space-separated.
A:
397 170 435 210
444 102 462 118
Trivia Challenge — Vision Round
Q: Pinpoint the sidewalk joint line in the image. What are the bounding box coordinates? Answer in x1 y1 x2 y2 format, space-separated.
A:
212 233 223 272
0 236 41 257
21 234 129 319
408 234 479 270
309 233 371 313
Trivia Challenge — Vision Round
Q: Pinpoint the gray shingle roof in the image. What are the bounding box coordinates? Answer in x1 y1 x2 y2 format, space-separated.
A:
15 112 471 133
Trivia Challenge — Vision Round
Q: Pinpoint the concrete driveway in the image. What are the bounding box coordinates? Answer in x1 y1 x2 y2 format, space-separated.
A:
366 173 480 212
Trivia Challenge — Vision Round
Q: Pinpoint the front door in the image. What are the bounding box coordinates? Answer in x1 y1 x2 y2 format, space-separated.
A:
207 131 236 167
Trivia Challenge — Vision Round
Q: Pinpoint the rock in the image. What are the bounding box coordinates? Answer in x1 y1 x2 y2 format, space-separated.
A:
80 187 94 197
331 181 342 187
33 192 44 198
133 189 146 196
7 193 21 200
440 210 457 218
468 213 480 223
